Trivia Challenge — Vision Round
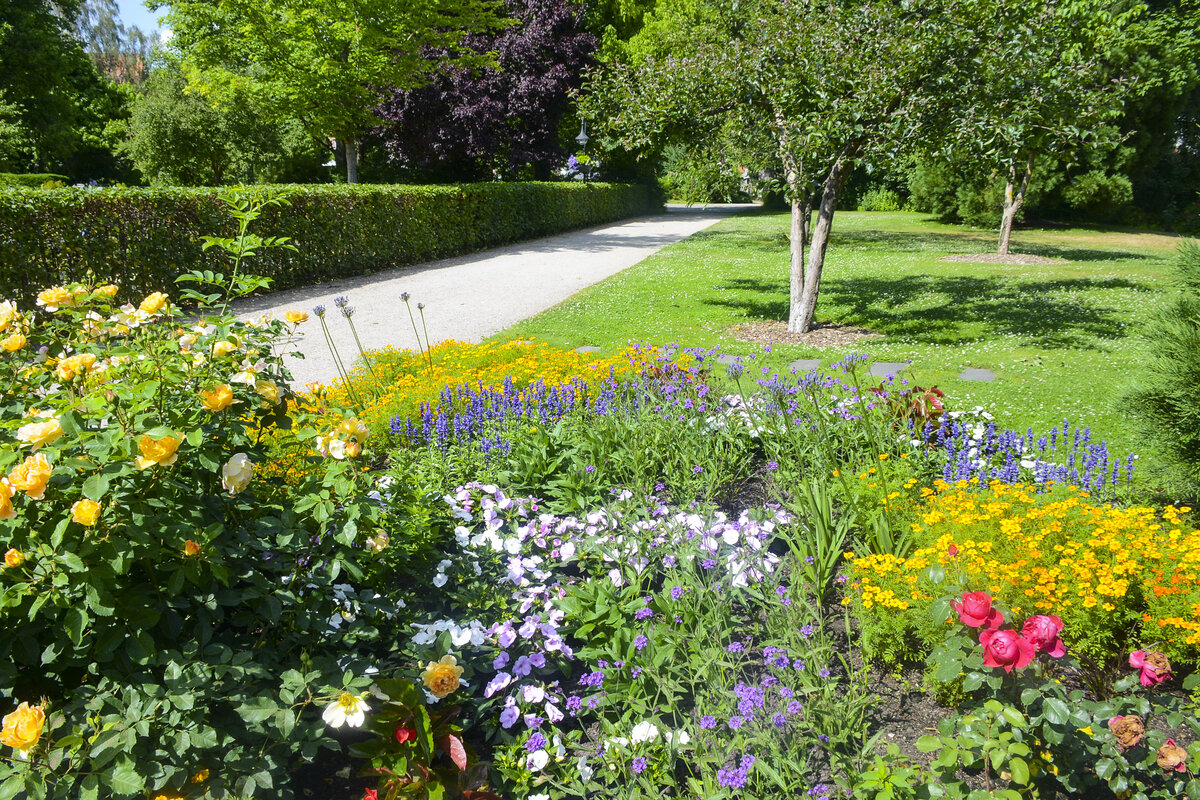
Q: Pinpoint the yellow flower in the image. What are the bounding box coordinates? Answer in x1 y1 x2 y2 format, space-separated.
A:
16 418 64 450
4 548 22 568
337 418 369 444
184 540 201 557
285 310 309 324
55 353 97 382
191 768 210 784
211 340 236 358
71 498 101 526
0 300 16 331
254 380 281 405
221 453 253 495
135 435 181 470
36 286 74 312
422 655 464 698
1 333 24 353
8 454 52 500
138 292 169 315
95 284 119 299
0 482 14 521
200 384 234 412
365 532 389 553
0 702 45 757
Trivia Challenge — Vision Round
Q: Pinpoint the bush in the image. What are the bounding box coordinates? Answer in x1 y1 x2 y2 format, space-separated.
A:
0 173 71 188
0 182 656 306
1124 240 1200 489
856 187 903 212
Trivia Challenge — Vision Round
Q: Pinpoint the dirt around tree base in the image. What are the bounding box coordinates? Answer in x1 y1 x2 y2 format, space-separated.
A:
939 253 1066 265
732 320 882 348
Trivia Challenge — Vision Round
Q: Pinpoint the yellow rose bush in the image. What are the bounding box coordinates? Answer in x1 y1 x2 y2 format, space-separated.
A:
0 188 390 800
845 480 1200 668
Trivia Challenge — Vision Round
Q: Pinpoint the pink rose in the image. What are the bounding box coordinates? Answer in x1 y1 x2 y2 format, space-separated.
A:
979 629 1035 673
1129 650 1172 687
1021 614 1066 658
954 591 1003 629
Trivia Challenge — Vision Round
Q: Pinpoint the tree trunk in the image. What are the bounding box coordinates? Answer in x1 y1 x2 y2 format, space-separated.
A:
997 156 1033 256
343 138 359 184
786 172 809 333
792 156 852 334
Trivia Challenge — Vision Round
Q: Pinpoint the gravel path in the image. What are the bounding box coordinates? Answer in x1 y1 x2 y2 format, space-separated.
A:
236 203 752 388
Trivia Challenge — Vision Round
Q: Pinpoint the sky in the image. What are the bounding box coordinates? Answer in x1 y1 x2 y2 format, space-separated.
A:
115 0 167 36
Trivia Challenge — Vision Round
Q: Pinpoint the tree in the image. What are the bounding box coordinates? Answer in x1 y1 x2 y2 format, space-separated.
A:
165 0 510 183
74 0 158 85
371 0 596 182
585 0 982 332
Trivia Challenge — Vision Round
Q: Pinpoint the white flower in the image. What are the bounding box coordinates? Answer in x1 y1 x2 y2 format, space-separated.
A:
527 750 550 772
432 572 448 588
322 693 369 728
577 756 594 781
221 453 253 495
530 795 549 800
631 721 659 744
664 729 691 746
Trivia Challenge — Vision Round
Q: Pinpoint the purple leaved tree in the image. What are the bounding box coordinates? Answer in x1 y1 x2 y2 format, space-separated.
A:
371 0 596 182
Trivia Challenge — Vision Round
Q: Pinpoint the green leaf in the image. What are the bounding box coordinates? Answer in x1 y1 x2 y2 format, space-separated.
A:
1008 757 1029 785
916 735 943 753
103 755 143 796
1042 697 1069 725
82 472 110 500
64 607 87 645
935 657 961 683
1001 707 1026 728
1095 757 1116 780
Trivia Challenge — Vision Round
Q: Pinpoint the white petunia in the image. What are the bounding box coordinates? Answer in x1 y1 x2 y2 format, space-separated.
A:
527 750 550 772
631 721 659 744
322 693 370 728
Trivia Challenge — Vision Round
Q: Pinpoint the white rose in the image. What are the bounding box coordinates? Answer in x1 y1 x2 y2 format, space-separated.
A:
221 453 254 495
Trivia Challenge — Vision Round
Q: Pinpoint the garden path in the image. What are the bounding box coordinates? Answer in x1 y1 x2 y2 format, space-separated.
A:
235 203 754 388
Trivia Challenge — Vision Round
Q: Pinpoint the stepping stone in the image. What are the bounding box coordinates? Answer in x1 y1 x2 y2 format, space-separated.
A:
574 346 601 354
868 361 909 377
959 367 995 382
789 358 821 373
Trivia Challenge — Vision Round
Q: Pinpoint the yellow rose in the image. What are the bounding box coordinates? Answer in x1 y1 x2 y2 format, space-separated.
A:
15 419 63 450
0 300 17 332
285 310 309 324
200 384 234 412
135 435 181 470
211 340 236 358
254 380 281 405
36 286 74 312
1 333 25 353
220 453 253 495
0 702 45 757
8 454 52 500
138 292 169 315
184 540 201 557
421 655 464 699
0 483 14 521
95 284 119 299
55 353 98 382
71 498 101 526
4 548 22 568
337 418 369 444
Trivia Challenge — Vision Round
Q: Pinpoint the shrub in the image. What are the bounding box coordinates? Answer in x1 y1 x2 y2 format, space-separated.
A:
1124 240 1200 489
856 187 903 212
0 191 393 799
0 173 71 188
845 481 1200 669
0 182 656 306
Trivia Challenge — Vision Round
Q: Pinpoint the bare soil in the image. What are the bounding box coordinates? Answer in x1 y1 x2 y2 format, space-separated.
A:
732 320 882 348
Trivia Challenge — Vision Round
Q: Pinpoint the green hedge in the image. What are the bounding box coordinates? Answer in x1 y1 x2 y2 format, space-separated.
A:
0 173 71 188
0 182 656 304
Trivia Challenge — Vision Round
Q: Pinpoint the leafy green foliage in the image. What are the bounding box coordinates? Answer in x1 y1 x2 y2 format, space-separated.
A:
0 181 655 306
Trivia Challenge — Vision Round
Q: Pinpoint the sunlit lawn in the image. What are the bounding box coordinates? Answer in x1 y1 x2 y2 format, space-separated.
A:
492 210 1184 493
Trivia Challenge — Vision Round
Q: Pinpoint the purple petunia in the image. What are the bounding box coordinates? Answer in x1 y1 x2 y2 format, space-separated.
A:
699 715 717 729
634 634 649 651
631 756 647 774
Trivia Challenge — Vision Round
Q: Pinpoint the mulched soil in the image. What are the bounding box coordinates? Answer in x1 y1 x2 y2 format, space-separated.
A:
731 320 882 348
939 253 1067 265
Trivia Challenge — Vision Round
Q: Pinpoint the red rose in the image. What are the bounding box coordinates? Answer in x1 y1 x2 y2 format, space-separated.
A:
1021 614 1066 658
979 628 1035 673
954 591 1003 629
363 789 378 800
395 725 416 744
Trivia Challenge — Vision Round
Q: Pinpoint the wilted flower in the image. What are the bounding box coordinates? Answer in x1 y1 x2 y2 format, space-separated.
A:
322 693 370 728
1129 650 1171 687
1107 715 1145 749
1156 738 1187 772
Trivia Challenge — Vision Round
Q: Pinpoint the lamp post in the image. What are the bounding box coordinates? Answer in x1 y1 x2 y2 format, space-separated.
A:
575 121 590 183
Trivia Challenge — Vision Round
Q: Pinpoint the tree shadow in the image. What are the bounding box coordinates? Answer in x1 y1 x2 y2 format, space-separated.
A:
708 274 1151 350
830 229 1155 263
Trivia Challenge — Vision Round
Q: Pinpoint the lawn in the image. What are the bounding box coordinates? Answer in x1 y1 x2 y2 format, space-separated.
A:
493 210 1183 492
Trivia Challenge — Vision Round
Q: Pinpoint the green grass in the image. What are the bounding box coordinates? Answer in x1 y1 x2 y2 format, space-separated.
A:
490 210 1187 491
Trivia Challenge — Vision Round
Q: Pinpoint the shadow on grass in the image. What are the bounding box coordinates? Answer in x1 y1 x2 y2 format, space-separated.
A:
830 229 1155 262
709 274 1150 350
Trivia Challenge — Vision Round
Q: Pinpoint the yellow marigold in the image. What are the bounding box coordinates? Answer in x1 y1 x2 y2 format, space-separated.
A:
422 655 464 698
285 310 309 324
4 548 22 567
71 498 101 526
135 435 181 470
200 384 234 412
138 292 169 315
0 333 24 353
8 454 52 500
36 286 74 312
16 418 63 450
0 702 45 757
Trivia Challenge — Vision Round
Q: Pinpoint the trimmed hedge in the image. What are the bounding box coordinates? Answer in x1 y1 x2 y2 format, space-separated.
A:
0 173 71 188
0 182 656 304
